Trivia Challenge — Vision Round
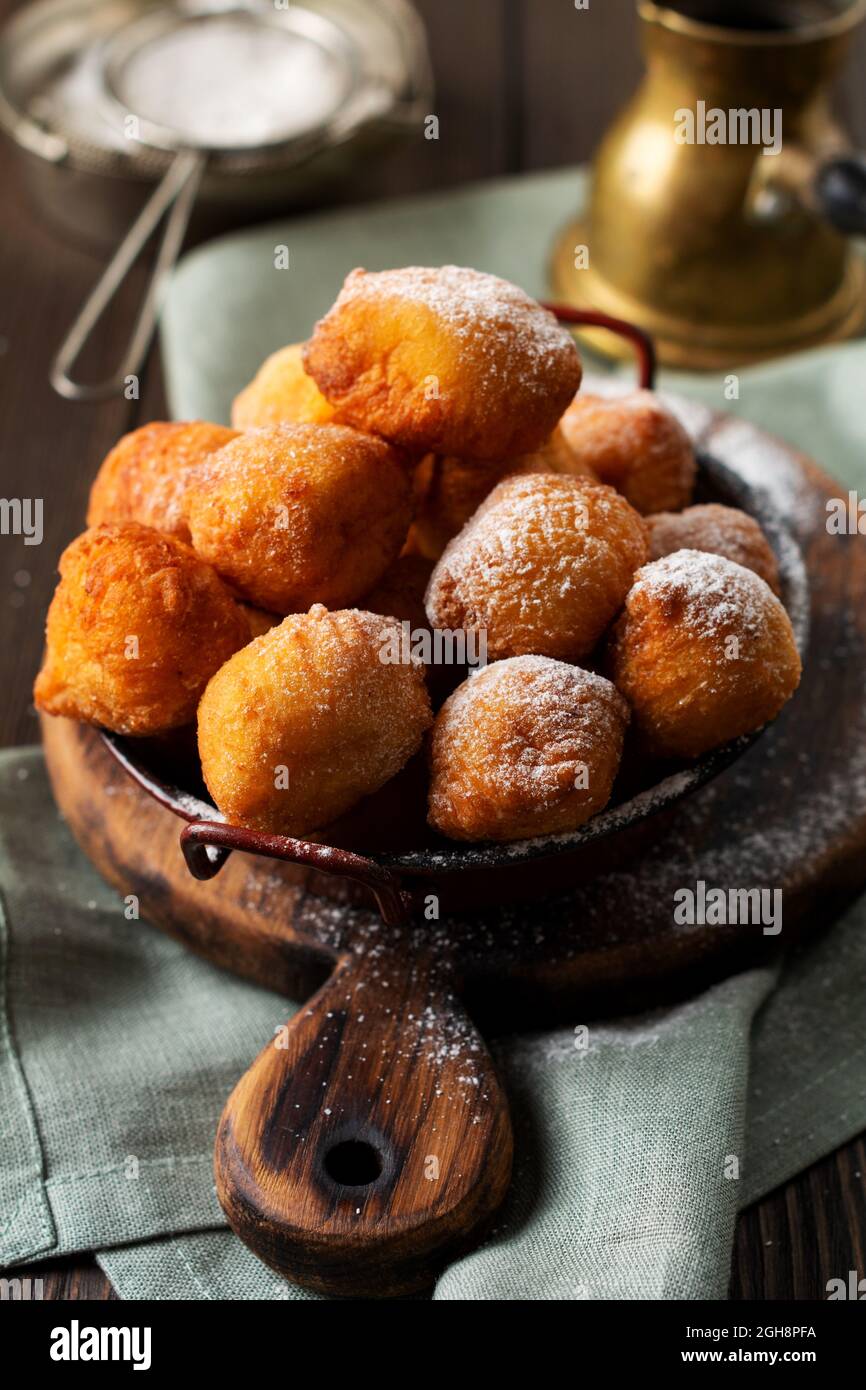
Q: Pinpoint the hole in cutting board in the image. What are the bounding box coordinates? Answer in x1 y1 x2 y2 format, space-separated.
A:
323 1139 383 1187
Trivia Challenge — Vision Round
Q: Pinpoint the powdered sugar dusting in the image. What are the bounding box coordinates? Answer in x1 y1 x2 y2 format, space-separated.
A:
426 472 647 655
429 656 629 842
579 378 811 528
441 655 627 792
335 265 577 381
699 416 815 525
629 549 788 641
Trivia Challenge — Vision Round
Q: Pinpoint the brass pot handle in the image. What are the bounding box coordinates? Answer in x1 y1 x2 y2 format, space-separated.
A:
814 154 866 235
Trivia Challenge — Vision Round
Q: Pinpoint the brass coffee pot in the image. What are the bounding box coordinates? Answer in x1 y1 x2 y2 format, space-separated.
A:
551 0 866 369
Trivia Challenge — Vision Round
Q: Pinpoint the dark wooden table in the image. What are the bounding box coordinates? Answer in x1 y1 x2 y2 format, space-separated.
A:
1 0 865 1302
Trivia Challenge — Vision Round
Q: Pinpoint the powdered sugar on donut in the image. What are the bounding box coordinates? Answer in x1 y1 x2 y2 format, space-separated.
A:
428 655 630 841
647 503 780 594
435 474 637 582
650 506 753 557
445 655 628 754
628 548 786 640
426 474 648 662
334 265 575 379
559 390 696 514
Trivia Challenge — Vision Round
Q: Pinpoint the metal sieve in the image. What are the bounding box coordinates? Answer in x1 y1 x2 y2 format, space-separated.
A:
0 0 432 400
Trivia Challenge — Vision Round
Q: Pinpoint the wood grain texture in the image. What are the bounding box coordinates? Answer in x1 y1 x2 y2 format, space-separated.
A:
3 0 866 1302
835 9 866 139
519 0 644 170
216 953 512 1297
731 1137 866 1300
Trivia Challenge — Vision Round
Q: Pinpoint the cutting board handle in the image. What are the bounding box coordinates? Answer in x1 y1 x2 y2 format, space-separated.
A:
215 948 513 1297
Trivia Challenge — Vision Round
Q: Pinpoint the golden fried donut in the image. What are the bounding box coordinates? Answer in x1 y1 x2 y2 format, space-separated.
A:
87 421 238 542
302 266 582 460
34 523 248 736
241 604 282 639
185 423 413 614
428 656 629 842
559 390 696 515
425 473 649 662
363 553 434 632
648 503 780 594
231 343 337 429
608 549 801 759
197 606 432 835
408 453 544 562
364 553 467 707
541 424 599 482
405 426 596 561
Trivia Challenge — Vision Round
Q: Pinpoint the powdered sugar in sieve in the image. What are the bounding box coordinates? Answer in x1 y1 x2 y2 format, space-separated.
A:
108 12 351 151
103 9 354 153
50 3 366 400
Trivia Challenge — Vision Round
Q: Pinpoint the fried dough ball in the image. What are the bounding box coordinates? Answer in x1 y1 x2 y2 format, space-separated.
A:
87 421 238 542
559 390 696 515
303 266 582 460
231 343 337 429
363 553 434 632
184 423 413 614
241 605 282 639
425 474 649 662
408 453 545 562
648 503 780 594
608 550 801 759
428 656 629 842
406 426 596 561
364 553 467 706
197 606 433 836
34 523 249 736
545 426 600 482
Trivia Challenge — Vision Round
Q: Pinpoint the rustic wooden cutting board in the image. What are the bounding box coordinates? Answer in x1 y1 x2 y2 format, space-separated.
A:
41 409 866 1295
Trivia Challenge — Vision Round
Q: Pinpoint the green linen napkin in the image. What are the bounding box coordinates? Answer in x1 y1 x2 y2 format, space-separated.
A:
2 749 865 1300
3 167 865 1300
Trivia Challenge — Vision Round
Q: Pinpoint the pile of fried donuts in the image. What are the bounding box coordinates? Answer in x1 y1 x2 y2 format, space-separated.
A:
35 265 801 845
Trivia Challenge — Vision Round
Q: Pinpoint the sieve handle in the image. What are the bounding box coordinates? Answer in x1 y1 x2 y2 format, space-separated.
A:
50 149 204 402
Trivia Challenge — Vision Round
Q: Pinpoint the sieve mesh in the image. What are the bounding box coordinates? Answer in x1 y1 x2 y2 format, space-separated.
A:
97 4 361 166
3 0 431 179
106 13 350 152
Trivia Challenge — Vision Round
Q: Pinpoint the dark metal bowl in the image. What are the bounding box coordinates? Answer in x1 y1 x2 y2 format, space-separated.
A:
99 309 810 925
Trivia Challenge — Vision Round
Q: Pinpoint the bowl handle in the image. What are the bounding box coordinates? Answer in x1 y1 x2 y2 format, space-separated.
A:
180 820 412 928
215 946 513 1297
544 303 657 390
